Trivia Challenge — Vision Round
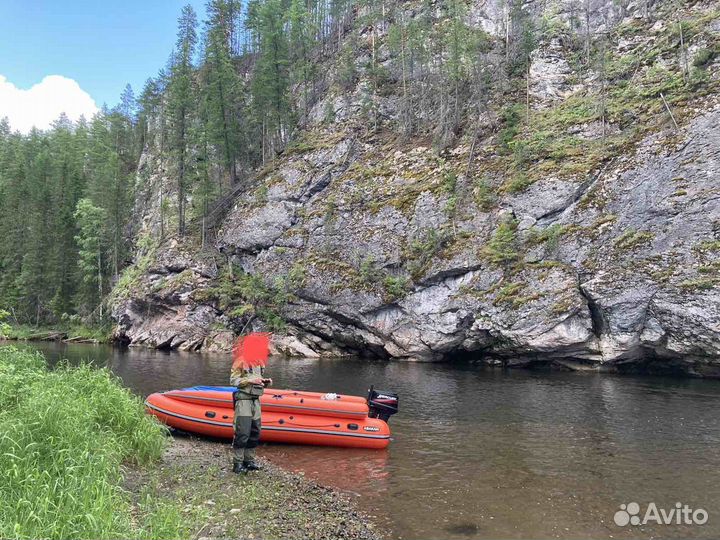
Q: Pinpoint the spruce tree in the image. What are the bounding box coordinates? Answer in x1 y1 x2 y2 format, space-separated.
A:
74 198 108 318
251 0 291 159
288 0 316 119
168 4 199 236
203 0 243 184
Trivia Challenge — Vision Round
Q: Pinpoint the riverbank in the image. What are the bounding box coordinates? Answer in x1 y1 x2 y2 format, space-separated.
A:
0 346 178 538
128 433 380 540
0 346 380 540
0 322 111 343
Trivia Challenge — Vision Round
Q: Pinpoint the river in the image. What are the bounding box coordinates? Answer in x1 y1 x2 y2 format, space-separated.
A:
12 341 720 539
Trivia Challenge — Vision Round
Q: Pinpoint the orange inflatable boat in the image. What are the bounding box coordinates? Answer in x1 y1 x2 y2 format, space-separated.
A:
145 386 398 449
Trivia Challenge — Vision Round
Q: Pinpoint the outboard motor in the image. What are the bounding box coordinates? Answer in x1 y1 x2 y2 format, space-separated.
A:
367 385 399 423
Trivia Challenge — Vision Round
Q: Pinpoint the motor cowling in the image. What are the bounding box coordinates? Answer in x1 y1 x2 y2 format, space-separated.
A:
367 386 399 423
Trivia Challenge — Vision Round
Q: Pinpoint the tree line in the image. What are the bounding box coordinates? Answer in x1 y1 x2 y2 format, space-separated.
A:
0 0 361 325
0 102 138 324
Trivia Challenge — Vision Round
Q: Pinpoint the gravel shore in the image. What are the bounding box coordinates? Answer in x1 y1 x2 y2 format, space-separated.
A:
125 433 382 540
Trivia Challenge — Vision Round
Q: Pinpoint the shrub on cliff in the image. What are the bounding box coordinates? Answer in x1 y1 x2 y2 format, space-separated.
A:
482 216 521 267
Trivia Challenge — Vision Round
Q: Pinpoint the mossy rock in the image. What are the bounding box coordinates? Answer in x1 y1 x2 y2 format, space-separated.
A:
615 230 655 250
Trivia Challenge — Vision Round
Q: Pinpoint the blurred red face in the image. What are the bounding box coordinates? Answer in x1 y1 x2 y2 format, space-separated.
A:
232 333 270 370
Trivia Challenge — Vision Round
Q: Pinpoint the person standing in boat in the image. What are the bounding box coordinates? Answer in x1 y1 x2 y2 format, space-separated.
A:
230 333 272 474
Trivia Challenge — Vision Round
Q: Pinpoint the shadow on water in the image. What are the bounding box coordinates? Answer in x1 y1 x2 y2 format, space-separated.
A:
11 340 720 540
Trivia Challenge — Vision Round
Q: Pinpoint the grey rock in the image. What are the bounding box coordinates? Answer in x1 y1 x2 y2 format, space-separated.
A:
529 38 578 103
509 177 580 220
219 201 296 253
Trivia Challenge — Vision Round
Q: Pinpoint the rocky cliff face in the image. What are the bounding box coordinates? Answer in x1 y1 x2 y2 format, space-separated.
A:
112 0 720 376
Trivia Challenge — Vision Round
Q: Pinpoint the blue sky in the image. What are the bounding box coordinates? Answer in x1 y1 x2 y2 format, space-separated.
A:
0 0 207 131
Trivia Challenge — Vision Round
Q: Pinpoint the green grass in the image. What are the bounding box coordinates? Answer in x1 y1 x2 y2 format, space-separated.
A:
492 282 525 304
526 224 570 250
679 277 718 291
503 171 533 193
695 240 720 252
0 346 189 539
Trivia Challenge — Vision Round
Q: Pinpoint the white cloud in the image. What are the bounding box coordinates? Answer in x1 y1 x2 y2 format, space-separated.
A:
0 74 99 133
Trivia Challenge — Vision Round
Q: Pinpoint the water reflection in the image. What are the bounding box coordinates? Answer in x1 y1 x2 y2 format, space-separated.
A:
11 341 720 540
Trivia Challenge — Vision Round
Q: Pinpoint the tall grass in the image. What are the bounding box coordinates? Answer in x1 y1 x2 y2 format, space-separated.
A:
0 346 188 539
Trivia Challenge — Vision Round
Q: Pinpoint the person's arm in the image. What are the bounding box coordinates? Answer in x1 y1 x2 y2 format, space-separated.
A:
230 367 263 387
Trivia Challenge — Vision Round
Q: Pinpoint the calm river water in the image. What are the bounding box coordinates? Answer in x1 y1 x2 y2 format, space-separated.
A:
13 341 720 539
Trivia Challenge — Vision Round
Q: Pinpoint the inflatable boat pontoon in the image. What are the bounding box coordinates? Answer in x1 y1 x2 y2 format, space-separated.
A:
145 386 398 449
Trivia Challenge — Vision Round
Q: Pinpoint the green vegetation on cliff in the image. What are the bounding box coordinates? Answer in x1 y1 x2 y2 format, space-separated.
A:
195 265 293 331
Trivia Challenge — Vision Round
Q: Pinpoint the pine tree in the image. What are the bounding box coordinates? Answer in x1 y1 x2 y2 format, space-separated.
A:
74 198 108 318
251 0 291 159
203 0 243 184
168 4 199 236
288 0 316 119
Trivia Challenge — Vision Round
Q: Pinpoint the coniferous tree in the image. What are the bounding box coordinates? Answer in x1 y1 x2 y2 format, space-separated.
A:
18 134 54 324
74 198 108 318
251 0 291 159
47 115 85 317
388 12 412 134
0 126 28 314
168 4 199 236
507 0 537 77
137 77 160 152
288 0 316 120
203 0 243 184
119 84 138 123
